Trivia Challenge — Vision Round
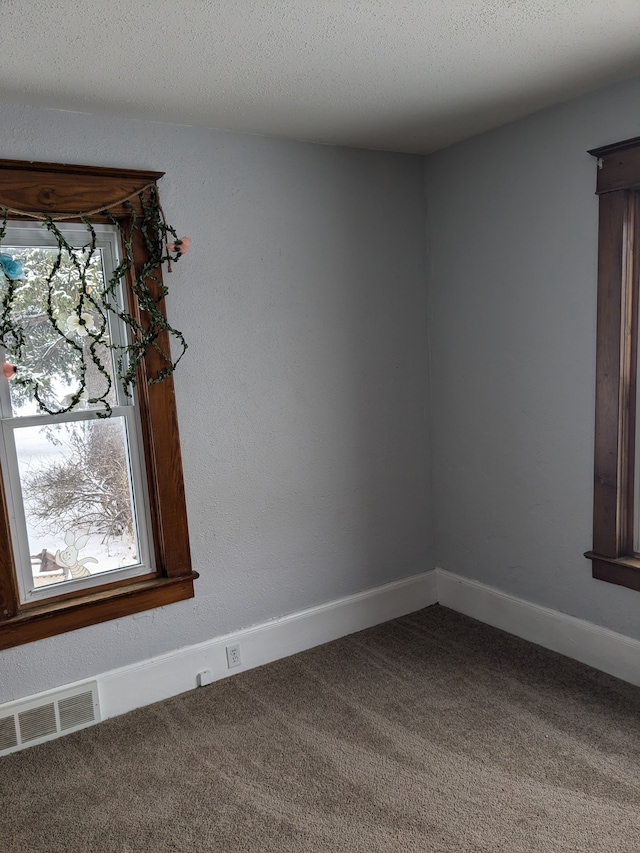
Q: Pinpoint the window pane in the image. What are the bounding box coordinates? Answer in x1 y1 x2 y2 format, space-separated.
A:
1 245 117 417
14 417 140 589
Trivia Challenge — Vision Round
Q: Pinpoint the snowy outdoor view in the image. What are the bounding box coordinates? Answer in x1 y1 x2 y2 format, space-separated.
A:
15 418 140 588
1 241 142 592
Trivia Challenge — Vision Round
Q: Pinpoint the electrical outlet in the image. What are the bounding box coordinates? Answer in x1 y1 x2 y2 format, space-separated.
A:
226 643 241 669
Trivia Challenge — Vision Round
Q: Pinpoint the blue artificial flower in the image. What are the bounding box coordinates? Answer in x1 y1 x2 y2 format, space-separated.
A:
0 253 23 281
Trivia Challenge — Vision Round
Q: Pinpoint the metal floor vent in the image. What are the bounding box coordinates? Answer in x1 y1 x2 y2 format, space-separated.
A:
0 681 100 756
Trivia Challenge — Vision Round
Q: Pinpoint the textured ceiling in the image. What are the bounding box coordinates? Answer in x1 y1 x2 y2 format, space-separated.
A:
2 1 640 154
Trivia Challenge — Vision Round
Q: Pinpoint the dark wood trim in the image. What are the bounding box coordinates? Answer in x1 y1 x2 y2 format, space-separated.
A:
0 465 19 620
591 191 632 556
127 227 192 578
0 161 165 218
589 138 640 194
0 158 196 645
585 552 640 592
141 378 192 578
588 136 640 591
0 159 163 180
0 573 198 651
588 137 640 158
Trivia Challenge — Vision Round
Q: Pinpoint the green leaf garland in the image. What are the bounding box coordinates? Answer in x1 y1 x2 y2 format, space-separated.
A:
0 185 188 418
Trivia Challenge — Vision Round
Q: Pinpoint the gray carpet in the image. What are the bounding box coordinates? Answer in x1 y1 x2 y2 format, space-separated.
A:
2 605 640 852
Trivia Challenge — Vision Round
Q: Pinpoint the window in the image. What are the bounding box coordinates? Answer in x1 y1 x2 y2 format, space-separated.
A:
585 136 640 591
0 160 196 649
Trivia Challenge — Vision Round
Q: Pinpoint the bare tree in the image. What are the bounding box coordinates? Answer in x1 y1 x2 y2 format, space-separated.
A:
22 419 134 543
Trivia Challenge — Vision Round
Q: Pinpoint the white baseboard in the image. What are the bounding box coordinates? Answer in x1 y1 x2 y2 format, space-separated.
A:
98 569 438 720
6 565 640 751
436 568 640 688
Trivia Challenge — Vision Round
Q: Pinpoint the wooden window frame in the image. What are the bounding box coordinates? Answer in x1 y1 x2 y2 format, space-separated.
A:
0 159 197 650
585 137 640 591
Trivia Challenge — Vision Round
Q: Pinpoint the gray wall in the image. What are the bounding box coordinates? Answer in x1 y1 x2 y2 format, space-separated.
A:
426 76 640 639
0 103 432 703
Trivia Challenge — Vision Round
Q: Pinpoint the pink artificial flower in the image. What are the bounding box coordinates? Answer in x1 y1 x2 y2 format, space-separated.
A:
166 236 192 255
2 363 16 380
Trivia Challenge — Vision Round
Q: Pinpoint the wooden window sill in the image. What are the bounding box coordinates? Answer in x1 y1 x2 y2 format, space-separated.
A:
0 571 198 651
584 552 640 592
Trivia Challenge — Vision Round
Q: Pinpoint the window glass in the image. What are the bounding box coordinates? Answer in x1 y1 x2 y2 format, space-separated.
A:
0 222 152 604
14 417 141 589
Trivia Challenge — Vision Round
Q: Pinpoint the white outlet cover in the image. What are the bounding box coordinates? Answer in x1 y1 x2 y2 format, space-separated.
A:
226 645 241 669
197 670 213 687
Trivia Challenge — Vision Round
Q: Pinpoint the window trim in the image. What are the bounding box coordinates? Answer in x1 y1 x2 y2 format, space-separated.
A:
585 138 640 590
0 159 197 649
0 221 155 603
